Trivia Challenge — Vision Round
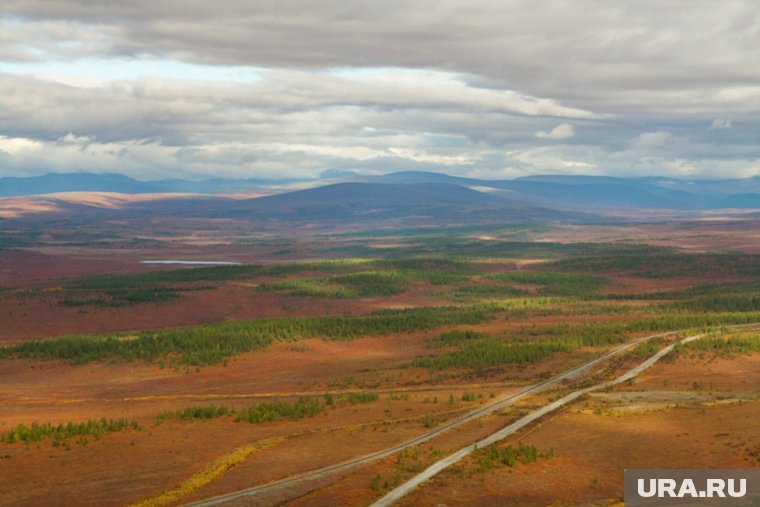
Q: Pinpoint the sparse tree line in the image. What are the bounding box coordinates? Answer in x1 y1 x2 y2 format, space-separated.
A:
554 251 760 278
413 310 760 371
0 306 495 366
155 393 381 424
52 257 476 305
676 334 760 356
4 300 760 370
414 324 628 370
4 393 385 447
1 418 139 446
473 442 554 471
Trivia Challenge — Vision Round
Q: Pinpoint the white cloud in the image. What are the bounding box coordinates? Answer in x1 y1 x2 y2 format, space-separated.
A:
709 118 732 129
0 135 43 154
0 1 759 180
535 123 575 140
57 133 93 145
632 131 671 148
4 1 760 115
387 148 476 165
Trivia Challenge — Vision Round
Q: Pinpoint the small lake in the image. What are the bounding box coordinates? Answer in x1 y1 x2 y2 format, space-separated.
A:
140 260 242 265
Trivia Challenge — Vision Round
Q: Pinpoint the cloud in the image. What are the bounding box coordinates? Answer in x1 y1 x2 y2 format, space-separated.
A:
632 131 672 148
4 1 760 115
0 135 43 154
535 123 575 140
710 118 732 129
0 1 759 180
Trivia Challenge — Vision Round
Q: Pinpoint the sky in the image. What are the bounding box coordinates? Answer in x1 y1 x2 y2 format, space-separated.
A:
0 1 759 181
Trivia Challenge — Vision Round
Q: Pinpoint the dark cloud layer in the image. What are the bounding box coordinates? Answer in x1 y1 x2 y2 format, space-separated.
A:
0 1 758 180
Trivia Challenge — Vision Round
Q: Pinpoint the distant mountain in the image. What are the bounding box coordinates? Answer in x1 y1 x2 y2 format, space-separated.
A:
718 193 760 208
369 171 480 186
366 172 760 210
3 170 760 212
492 178 706 209
0 173 162 196
240 182 499 216
175 182 577 223
0 172 303 197
245 182 502 208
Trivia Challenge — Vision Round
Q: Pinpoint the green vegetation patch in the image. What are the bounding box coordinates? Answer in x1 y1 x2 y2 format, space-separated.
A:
377 258 474 284
155 398 326 425
331 271 405 292
235 397 323 423
56 265 265 307
258 271 406 299
1 417 140 446
446 284 527 302
259 257 472 277
413 338 569 370
257 258 474 299
659 282 760 313
156 404 235 422
554 251 760 279
414 324 626 371
679 334 760 356
51 257 477 306
58 287 185 307
632 337 666 357
486 270 609 296
625 311 760 333
154 391 382 426
256 278 358 299
345 391 380 405
473 443 554 472
0 305 496 366
67 266 264 287
330 238 669 260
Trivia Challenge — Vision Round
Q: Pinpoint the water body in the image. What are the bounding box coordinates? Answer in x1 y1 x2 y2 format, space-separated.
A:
140 260 242 265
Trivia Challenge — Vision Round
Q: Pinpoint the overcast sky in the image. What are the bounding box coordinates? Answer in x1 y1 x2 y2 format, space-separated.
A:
0 1 759 181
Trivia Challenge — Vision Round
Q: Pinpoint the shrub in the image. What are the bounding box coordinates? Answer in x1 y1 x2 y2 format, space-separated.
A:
1 417 140 445
235 398 323 424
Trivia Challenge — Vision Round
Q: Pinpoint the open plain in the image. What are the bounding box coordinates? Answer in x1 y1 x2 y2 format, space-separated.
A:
2 201 760 506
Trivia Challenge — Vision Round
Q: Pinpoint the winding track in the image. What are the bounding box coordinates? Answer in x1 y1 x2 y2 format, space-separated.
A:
185 329 681 507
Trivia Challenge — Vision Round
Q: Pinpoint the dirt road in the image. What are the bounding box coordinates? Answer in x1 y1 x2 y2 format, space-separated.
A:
369 332 707 507
185 330 681 507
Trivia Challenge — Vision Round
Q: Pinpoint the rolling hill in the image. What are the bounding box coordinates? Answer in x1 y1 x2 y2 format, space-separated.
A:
130 182 582 224
2 171 760 228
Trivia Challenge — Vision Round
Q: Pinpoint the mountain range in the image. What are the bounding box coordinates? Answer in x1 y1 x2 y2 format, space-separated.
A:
0 172 298 197
1 171 759 226
3 171 760 211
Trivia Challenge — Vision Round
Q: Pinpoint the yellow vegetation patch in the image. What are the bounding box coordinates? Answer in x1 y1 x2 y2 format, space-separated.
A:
130 436 285 507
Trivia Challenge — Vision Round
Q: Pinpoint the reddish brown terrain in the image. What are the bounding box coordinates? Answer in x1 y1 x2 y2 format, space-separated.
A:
1 210 760 506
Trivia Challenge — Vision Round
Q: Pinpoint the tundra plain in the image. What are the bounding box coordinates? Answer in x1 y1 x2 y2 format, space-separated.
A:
1 209 760 507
